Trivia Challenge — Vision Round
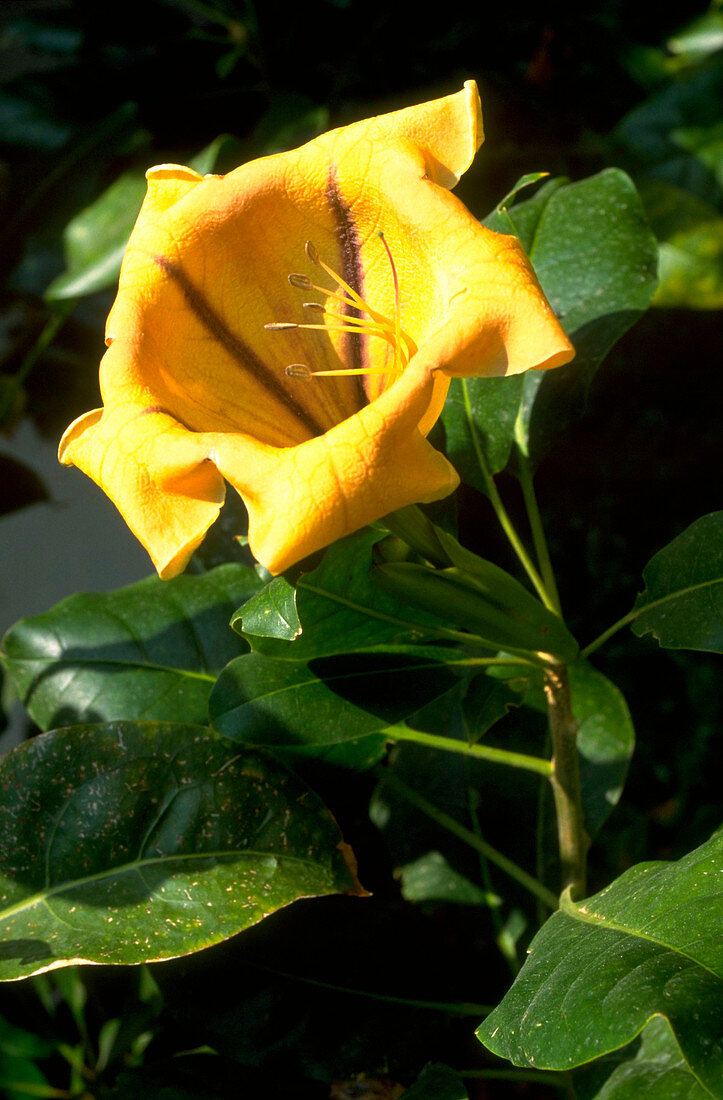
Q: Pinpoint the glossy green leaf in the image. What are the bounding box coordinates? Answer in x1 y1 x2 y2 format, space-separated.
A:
631 511 723 653
477 829 723 1095
574 1017 709 1100
209 647 457 750
233 530 449 660
238 577 300 640
0 722 359 981
403 1062 469 1099
1 564 261 729
443 169 658 478
641 179 723 309
400 851 498 908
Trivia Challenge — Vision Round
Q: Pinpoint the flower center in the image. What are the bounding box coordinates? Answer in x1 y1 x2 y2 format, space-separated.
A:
265 233 414 385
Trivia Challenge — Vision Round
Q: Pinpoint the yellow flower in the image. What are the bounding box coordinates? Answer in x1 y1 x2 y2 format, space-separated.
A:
59 82 574 577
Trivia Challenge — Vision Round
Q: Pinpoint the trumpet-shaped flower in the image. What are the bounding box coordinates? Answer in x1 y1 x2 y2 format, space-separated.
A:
59 82 574 576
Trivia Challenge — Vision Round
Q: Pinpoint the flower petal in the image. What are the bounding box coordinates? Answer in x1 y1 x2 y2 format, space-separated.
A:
329 79 483 188
59 405 225 578
213 358 458 574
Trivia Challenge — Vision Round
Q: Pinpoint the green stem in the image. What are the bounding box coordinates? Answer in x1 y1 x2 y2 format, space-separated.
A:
517 448 562 615
250 962 493 1016
389 726 552 778
581 610 637 658
544 664 588 898
467 786 519 975
461 381 555 611
0 305 72 424
380 770 558 909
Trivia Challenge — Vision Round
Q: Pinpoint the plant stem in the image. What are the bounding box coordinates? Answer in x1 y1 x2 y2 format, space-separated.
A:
581 610 637 658
544 663 588 898
461 381 556 611
249 962 494 1016
380 770 559 909
389 726 552 778
517 448 562 615
0 305 72 425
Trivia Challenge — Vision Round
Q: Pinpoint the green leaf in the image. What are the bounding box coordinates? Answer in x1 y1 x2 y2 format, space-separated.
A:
0 1017 54 1061
568 663 635 837
375 534 578 661
640 179 723 309
238 577 300 640
233 530 450 659
443 169 658 478
400 851 498 908
44 172 147 300
0 722 359 981
1 564 262 729
208 646 457 751
631 511 723 653
45 135 243 301
477 829 723 1096
462 674 519 745
668 10 723 64
615 62 723 206
403 1062 469 1099
574 1016 710 1100
0 1051 53 1100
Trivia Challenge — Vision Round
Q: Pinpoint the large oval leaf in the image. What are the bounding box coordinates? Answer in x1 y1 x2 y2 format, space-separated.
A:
209 647 457 752
477 829 723 1096
631 511 723 653
1 564 261 729
0 722 360 980
443 169 658 480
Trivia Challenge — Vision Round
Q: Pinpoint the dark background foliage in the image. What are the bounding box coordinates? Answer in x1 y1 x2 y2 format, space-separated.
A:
0 1 720 1096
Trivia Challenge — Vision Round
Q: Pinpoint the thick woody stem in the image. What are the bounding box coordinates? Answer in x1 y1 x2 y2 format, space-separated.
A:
544 663 589 899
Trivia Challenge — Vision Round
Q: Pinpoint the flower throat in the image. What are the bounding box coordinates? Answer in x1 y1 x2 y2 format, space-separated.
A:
265 232 415 386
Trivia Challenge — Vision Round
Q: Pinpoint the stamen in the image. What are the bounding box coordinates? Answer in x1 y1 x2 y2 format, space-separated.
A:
268 237 414 387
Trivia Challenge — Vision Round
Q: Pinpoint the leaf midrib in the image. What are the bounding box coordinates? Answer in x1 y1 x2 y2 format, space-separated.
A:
221 656 451 710
0 847 329 922
4 654 217 683
561 890 722 979
635 575 723 619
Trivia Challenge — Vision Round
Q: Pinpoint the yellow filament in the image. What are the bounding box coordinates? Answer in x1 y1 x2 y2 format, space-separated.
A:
268 238 413 384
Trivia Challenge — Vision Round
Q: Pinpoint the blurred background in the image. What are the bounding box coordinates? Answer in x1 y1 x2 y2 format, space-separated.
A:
0 1 720 1096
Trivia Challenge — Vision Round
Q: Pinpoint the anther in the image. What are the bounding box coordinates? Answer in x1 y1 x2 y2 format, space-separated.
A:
305 240 320 264
285 364 312 379
302 302 326 314
264 322 298 330
288 273 312 289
